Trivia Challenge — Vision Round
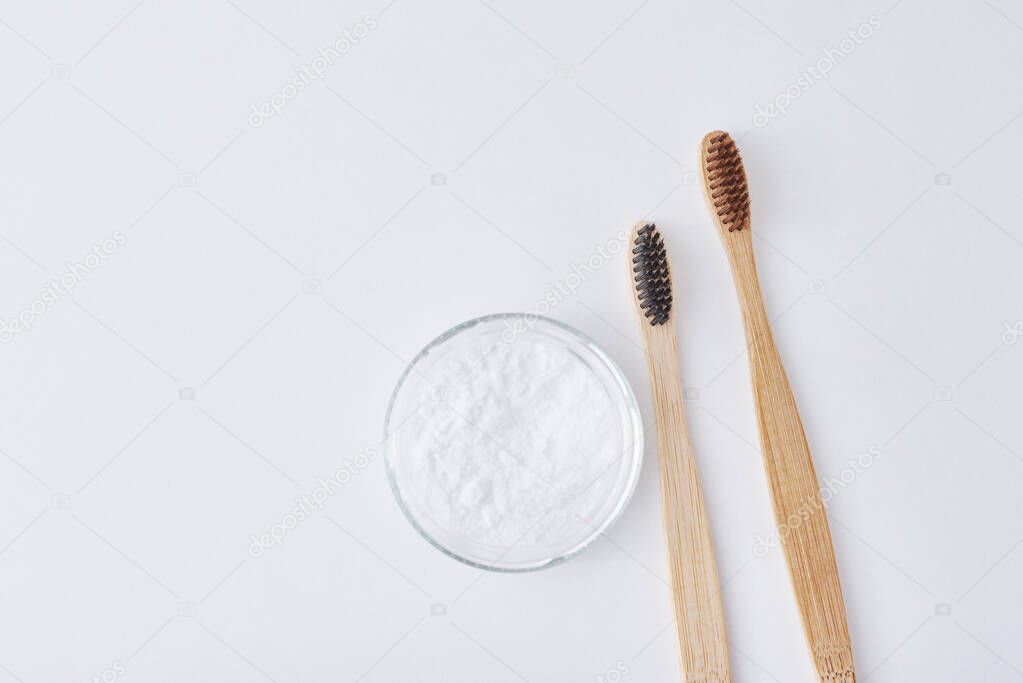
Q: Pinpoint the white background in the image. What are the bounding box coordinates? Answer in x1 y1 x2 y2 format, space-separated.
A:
1 0 1022 681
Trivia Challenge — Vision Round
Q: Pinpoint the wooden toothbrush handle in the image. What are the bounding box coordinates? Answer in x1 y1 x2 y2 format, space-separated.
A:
645 325 731 683
726 237 855 682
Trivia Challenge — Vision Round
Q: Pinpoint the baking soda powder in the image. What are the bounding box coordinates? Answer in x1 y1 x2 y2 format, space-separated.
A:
397 335 623 551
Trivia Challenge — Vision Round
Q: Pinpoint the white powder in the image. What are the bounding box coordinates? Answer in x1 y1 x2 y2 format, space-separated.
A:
396 334 624 556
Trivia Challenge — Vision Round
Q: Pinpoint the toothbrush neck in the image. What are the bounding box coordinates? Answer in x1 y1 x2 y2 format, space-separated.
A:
724 231 771 331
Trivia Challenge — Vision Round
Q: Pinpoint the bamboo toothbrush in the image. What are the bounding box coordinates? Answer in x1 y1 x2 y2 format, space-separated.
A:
699 131 855 682
628 222 732 683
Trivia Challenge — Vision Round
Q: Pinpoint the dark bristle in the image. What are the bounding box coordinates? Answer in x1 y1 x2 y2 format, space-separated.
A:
631 223 672 326
702 132 750 232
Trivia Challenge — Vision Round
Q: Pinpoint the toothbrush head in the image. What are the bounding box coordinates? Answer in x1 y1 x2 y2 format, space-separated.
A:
629 222 673 326
700 130 750 233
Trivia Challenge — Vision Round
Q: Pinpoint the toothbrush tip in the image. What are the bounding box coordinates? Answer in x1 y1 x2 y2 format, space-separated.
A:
630 222 672 326
700 130 750 233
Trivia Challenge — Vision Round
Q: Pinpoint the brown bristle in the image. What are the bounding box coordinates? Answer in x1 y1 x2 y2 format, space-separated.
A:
701 131 750 232
631 223 672 326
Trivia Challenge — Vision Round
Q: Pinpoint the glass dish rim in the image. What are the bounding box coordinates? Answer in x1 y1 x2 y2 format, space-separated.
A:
382 312 644 573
